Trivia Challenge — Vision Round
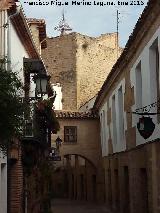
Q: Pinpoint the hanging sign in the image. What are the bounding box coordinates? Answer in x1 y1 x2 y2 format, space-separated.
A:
137 116 155 139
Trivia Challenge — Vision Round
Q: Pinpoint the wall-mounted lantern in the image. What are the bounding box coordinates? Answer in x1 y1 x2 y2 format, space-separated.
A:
48 147 61 161
33 73 51 97
49 148 56 157
55 136 62 150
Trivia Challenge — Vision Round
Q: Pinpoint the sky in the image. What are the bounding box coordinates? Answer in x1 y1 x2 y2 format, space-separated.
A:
20 0 148 47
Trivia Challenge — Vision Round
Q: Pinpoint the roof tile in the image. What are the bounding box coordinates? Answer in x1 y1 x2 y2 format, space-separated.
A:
55 111 99 119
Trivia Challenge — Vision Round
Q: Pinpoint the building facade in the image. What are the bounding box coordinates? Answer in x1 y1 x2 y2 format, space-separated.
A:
36 14 123 204
0 6 7 206
0 1 53 212
0 152 7 213
52 111 105 202
94 0 160 212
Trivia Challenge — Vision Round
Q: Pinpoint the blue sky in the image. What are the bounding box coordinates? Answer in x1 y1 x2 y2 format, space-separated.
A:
20 0 148 47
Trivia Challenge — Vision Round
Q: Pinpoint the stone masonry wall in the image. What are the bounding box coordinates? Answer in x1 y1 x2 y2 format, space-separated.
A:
76 33 122 108
41 32 121 110
9 142 23 213
103 140 160 213
52 118 102 168
51 117 105 202
42 35 77 110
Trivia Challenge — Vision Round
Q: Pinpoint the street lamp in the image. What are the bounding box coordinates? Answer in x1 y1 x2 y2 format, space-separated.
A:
55 136 62 151
49 148 56 157
34 73 51 98
48 147 61 161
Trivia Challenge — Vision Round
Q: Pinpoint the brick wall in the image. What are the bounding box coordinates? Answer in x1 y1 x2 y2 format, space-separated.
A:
8 140 24 213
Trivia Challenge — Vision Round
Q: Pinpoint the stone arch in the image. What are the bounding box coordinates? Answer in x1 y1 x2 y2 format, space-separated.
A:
58 153 98 201
52 152 103 202
63 153 97 170
60 147 100 168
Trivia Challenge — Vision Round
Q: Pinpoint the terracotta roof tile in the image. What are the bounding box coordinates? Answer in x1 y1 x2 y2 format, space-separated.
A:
27 18 45 24
27 18 47 48
55 111 99 119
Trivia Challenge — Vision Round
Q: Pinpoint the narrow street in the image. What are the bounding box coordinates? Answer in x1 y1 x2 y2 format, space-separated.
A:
52 199 111 213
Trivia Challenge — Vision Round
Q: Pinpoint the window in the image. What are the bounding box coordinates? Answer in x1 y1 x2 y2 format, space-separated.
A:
118 86 124 142
64 126 77 143
102 109 108 156
100 112 103 148
149 38 159 98
135 61 142 108
149 38 160 122
102 110 106 143
112 95 117 144
100 110 107 156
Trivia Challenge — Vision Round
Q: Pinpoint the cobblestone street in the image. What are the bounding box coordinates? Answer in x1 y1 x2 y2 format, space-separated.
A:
52 199 111 213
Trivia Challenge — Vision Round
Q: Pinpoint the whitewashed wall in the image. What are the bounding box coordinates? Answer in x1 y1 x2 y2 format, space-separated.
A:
99 77 127 156
99 78 127 154
79 95 97 112
99 27 160 156
0 13 36 213
0 16 29 213
0 152 7 213
109 79 127 153
0 10 7 58
0 10 8 213
10 21 29 79
0 11 29 87
99 79 127 155
10 21 33 96
131 27 160 146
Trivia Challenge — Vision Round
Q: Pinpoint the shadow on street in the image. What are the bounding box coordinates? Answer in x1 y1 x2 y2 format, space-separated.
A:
52 199 111 213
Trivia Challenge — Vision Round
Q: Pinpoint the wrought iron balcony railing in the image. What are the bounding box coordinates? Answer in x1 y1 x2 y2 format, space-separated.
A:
22 100 49 146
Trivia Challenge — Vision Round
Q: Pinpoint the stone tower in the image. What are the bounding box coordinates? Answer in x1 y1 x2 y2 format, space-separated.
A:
41 32 122 111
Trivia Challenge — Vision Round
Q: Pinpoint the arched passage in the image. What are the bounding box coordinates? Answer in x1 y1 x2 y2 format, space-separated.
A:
53 154 98 202
64 153 97 170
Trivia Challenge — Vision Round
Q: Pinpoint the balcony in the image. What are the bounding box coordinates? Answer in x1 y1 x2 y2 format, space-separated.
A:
22 101 49 147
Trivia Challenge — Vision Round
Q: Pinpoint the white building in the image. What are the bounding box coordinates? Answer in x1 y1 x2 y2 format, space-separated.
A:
0 152 7 213
94 0 160 212
0 1 48 212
